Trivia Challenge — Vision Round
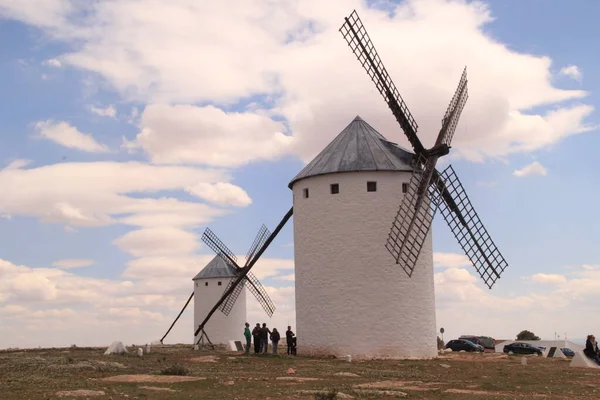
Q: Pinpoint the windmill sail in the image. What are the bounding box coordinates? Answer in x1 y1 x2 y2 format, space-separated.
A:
386 155 441 276
201 225 277 317
433 165 508 288
340 10 425 155
340 9 508 288
438 67 469 148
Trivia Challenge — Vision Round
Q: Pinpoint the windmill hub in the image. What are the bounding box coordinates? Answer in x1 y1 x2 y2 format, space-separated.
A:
427 144 451 158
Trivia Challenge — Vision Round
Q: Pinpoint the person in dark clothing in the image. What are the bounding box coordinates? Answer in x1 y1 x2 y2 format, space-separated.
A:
251 323 261 354
270 328 281 354
260 323 271 353
584 335 600 365
243 322 251 354
286 326 295 355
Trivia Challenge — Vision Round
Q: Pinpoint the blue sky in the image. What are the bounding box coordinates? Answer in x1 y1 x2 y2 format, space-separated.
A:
0 0 598 348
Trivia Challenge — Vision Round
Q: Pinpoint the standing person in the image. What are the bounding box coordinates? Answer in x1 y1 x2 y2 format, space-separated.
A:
243 322 251 354
286 326 295 355
260 323 271 354
252 323 261 354
584 335 600 365
270 328 281 354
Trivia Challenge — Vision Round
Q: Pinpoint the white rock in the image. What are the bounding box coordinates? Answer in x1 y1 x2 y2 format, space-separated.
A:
104 341 128 355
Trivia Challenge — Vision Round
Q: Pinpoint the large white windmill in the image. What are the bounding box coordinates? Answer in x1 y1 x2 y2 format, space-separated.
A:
287 10 509 360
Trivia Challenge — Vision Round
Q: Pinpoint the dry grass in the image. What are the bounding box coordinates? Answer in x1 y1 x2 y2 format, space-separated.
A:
0 345 599 399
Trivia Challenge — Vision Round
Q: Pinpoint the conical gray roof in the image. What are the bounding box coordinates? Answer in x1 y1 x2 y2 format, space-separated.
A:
193 255 237 280
288 116 415 189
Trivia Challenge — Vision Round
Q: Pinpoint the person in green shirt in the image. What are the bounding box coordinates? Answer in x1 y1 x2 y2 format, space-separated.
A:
243 322 251 354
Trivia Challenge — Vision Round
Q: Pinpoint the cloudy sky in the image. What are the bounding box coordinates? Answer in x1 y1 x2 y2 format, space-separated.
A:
0 0 599 349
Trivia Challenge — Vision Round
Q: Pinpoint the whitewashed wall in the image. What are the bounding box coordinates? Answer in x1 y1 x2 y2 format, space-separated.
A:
292 170 437 359
193 277 247 345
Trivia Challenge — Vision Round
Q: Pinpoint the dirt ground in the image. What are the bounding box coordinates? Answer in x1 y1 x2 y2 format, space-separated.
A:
1 344 599 399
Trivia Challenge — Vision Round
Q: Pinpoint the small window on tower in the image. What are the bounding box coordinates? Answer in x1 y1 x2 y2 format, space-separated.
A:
330 183 339 194
218 281 222 286
204 282 208 287
303 188 309 198
367 181 377 192
196 282 198 287
402 183 409 193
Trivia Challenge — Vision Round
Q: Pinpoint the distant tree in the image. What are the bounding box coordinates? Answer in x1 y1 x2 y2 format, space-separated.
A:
437 336 445 350
516 330 540 341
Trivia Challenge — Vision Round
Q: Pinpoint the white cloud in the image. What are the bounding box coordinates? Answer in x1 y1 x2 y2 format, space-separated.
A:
123 105 294 167
0 0 592 166
433 252 471 269
274 273 295 281
34 120 109 153
42 58 62 68
0 161 237 228
52 258 95 269
560 65 582 82
530 273 567 285
3 159 32 170
89 104 117 118
113 227 201 258
186 182 252 207
513 161 548 177
435 260 600 341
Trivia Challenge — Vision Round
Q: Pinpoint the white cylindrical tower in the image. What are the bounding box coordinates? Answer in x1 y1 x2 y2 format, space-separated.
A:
289 116 437 359
192 256 247 345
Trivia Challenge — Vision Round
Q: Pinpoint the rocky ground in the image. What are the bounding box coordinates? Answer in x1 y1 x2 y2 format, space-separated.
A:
0 344 599 399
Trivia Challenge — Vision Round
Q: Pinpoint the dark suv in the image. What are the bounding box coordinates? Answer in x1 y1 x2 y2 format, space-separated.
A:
445 339 484 352
503 342 543 356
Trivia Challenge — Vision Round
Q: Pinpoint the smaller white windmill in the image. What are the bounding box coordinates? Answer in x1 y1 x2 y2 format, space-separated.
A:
160 223 287 347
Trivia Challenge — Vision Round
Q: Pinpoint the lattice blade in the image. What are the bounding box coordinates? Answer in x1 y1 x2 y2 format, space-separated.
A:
201 228 239 268
386 155 441 276
340 10 425 155
245 224 271 266
218 272 246 316
434 165 508 289
245 271 276 317
437 67 468 147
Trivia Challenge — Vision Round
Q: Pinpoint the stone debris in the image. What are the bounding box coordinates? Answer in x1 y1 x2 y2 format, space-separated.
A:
276 376 321 382
334 372 360 377
439 363 451 368
444 388 512 396
298 390 354 399
95 374 206 383
354 389 408 397
56 389 106 397
189 355 218 363
355 380 441 392
287 367 296 375
139 386 178 392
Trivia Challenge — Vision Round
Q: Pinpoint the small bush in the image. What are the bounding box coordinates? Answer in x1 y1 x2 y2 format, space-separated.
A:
160 364 189 376
314 389 338 400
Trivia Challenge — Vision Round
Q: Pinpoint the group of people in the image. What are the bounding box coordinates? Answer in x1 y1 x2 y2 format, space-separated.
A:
584 334 600 365
243 322 296 355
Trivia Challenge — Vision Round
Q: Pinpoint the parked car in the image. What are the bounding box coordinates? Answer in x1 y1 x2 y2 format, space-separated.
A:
561 348 575 357
503 342 543 356
459 335 496 352
445 339 484 352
